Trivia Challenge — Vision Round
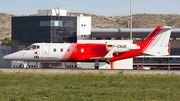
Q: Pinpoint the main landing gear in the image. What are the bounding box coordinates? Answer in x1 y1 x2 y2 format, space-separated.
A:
94 60 99 69
94 59 111 69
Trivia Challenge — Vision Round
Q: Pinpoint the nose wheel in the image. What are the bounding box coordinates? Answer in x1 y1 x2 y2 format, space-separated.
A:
19 62 27 68
19 63 25 68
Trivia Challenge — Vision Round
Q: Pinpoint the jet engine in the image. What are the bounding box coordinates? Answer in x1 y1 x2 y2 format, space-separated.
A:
106 42 140 53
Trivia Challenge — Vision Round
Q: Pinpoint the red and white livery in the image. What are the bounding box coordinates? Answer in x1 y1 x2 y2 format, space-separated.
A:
3 26 172 69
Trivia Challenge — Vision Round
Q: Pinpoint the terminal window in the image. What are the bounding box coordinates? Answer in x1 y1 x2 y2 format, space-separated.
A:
40 21 75 27
40 21 63 26
2 50 6 54
0 49 11 54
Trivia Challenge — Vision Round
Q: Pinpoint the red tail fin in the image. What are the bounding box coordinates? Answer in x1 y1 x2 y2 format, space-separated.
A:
140 26 172 56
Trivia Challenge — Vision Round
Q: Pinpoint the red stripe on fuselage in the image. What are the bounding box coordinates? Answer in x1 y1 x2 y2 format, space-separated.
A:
61 43 142 62
62 44 77 61
62 44 108 62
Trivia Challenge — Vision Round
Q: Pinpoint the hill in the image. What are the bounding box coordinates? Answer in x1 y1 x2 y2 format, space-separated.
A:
1 13 180 41
0 13 14 41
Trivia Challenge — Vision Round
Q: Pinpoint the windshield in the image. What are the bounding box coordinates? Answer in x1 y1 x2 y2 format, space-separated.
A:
24 45 39 50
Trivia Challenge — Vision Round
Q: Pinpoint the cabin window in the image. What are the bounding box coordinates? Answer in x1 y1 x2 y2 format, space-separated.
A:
74 48 77 52
37 46 40 49
67 49 70 52
81 49 84 53
53 48 56 52
60 48 63 52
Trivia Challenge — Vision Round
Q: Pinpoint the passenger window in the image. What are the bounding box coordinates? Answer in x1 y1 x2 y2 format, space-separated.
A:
60 48 63 52
67 49 70 52
74 48 77 52
53 48 56 52
81 49 84 53
37 46 40 49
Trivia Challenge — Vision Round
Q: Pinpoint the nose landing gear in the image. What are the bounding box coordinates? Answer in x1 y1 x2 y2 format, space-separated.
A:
19 62 27 68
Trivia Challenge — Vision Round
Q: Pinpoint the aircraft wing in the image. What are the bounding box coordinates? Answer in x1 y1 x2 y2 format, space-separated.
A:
87 47 115 64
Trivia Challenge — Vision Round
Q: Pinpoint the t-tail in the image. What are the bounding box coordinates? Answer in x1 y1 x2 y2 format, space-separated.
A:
140 26 172 56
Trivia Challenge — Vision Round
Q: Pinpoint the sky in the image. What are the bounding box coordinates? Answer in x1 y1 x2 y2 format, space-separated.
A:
0 0 180 16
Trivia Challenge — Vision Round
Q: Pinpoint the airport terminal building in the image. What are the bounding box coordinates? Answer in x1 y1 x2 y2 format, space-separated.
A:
12 14 77 52
1 9 180 69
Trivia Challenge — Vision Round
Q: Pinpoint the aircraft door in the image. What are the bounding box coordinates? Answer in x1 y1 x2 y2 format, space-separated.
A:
43 45 49 54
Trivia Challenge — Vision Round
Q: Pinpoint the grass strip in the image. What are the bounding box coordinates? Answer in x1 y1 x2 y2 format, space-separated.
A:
0 72 179 100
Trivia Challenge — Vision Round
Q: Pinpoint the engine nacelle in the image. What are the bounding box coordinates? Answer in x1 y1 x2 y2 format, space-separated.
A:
106 42 140 53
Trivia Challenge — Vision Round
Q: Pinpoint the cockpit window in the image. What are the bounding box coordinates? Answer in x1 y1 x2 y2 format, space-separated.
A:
24 45 38 50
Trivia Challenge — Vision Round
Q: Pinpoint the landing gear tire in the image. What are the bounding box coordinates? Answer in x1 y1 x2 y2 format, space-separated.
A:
94 60 99 69
95 66 99 69
19 63 25 68
19 62 27 68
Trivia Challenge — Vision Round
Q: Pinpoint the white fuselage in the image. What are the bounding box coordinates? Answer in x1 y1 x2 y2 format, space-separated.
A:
4 43 73 62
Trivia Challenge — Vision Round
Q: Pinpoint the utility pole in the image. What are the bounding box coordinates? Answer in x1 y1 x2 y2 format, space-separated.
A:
130 0 132 40
128 18 130 28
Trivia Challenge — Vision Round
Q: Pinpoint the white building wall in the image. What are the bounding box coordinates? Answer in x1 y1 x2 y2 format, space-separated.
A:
77 15 91 40
114 58 133 69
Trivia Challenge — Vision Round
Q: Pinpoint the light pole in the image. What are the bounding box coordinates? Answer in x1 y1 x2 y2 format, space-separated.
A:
127 18 130 28
130 0 132 40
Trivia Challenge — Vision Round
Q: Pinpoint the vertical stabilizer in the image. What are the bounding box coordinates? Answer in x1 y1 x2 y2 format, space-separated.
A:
141 26 172 56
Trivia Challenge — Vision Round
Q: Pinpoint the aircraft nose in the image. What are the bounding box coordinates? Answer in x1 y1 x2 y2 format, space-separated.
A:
3 50 24 61
3 55 12 60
